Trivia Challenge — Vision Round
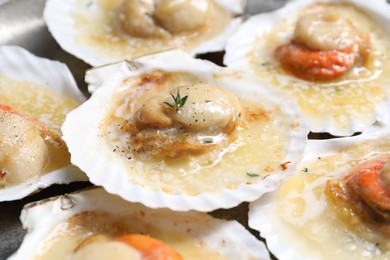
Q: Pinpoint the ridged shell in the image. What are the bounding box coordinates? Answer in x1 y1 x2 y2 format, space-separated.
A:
224 0 390 136
10 187 270 260
44 0 244 66
0 46 87 201
249 122 390 259
62 50 309 211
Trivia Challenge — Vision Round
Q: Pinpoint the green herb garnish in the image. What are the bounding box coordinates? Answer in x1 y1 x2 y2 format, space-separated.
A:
205 100 212 103
302 168 309 173
163 90 189 112
246 172 259 177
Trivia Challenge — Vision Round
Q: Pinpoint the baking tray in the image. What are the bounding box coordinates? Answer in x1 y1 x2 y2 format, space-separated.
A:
0 0 287 259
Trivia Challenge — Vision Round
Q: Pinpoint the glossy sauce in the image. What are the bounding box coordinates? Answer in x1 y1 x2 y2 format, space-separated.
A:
0 76 78 129
275 137 390 259
34 211 225 260
72 0 231 61
249 3 390 134
0 76 79 182
99 71 294 195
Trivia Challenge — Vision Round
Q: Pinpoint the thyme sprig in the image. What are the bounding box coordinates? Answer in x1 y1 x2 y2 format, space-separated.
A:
163 89 189 112
246 172 259 177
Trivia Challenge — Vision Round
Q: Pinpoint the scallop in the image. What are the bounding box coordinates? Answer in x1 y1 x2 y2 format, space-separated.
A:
44 0 244 66
9 187 270 260
224 0 390 136
0 46 87 201
249 122 390 259
62 50 309 211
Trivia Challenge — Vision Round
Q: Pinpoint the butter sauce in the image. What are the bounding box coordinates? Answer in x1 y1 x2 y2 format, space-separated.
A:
275 137 390 259
72 0 231 61
99 71 290 195
34 211 225 260
249 3 390 134
0 76 78 185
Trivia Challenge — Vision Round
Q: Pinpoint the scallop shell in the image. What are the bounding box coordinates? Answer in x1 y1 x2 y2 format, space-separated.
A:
44 0 244 66
62 50 309 211
10 187 270 260
224 0 390 136
0 46 87 202
248 122 390 259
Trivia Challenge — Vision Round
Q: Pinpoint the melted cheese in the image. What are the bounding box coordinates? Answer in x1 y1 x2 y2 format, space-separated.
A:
72 0 231 61
34 211 225 260
249 3 390 134
273 137 390 259
99 71 292 195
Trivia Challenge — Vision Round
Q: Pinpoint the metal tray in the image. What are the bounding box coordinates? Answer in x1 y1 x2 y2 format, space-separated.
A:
0 0 287 259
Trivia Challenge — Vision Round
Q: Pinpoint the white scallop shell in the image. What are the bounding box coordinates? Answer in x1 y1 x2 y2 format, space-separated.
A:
44 0 244 66
248 122 390 260
62 50 309 211
10 187 270 260
224 0 390 136
0 46 87 202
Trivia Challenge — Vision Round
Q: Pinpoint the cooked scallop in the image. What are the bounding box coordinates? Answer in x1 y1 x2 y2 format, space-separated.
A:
224 0 390 136
249 123 390 259
44 0 244 66
0 46 87 201
62 50 309 211
0 109 48 185
9 187 270 260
